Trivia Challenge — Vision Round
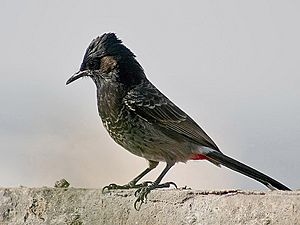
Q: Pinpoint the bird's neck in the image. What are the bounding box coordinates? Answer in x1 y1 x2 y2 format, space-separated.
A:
97 81 126 122
117 57 146 87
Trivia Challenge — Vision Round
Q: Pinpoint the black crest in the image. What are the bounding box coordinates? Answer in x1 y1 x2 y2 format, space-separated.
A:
81 33 135 66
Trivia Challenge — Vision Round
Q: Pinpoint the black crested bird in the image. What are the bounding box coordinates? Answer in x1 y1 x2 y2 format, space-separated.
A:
66 33 291 210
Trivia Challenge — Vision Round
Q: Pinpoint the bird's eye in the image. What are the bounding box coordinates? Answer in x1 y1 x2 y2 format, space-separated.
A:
88 59 100 70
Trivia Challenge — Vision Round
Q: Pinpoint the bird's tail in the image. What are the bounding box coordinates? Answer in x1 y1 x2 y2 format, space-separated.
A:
205 151 291 191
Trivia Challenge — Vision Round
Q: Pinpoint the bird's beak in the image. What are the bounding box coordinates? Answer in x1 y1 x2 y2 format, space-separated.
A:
66 70 89 85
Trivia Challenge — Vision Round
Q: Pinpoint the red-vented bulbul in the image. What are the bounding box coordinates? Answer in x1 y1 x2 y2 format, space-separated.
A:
66 33 290 210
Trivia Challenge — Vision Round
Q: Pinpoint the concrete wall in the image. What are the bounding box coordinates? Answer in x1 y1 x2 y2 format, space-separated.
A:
0 187 299 225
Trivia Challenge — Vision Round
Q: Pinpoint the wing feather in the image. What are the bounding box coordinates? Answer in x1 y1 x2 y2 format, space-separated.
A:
124 81 220 151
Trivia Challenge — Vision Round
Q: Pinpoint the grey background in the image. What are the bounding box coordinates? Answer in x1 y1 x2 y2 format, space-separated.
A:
0 1 299 190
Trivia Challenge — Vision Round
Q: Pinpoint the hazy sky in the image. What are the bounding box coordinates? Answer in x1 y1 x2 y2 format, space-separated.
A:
0 1 299 191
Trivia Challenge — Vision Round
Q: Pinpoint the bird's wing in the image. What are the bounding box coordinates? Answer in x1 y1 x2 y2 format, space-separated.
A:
124 81 220 151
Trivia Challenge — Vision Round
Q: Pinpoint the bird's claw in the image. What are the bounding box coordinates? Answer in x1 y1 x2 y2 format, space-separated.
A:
134 181 178 210
103 181 177 210
159 181 177 189
134 186 151 210
136 181 153 188
102 183 122 193
102 181 153 194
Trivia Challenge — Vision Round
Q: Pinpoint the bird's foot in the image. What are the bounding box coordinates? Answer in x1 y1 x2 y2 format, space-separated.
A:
102 181 152 193
134 182 177 210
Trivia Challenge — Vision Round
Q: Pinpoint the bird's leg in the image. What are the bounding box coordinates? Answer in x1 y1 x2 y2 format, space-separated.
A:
134 162 177 210
102 160 158 192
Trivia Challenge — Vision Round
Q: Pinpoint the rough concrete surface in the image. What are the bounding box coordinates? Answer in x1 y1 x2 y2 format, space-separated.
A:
0 187 299 225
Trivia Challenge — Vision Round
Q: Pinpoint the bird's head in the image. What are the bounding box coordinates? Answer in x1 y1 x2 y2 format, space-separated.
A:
66 33 145 87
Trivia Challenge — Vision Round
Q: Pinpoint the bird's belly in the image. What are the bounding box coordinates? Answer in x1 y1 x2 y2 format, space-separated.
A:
102 116 193 163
